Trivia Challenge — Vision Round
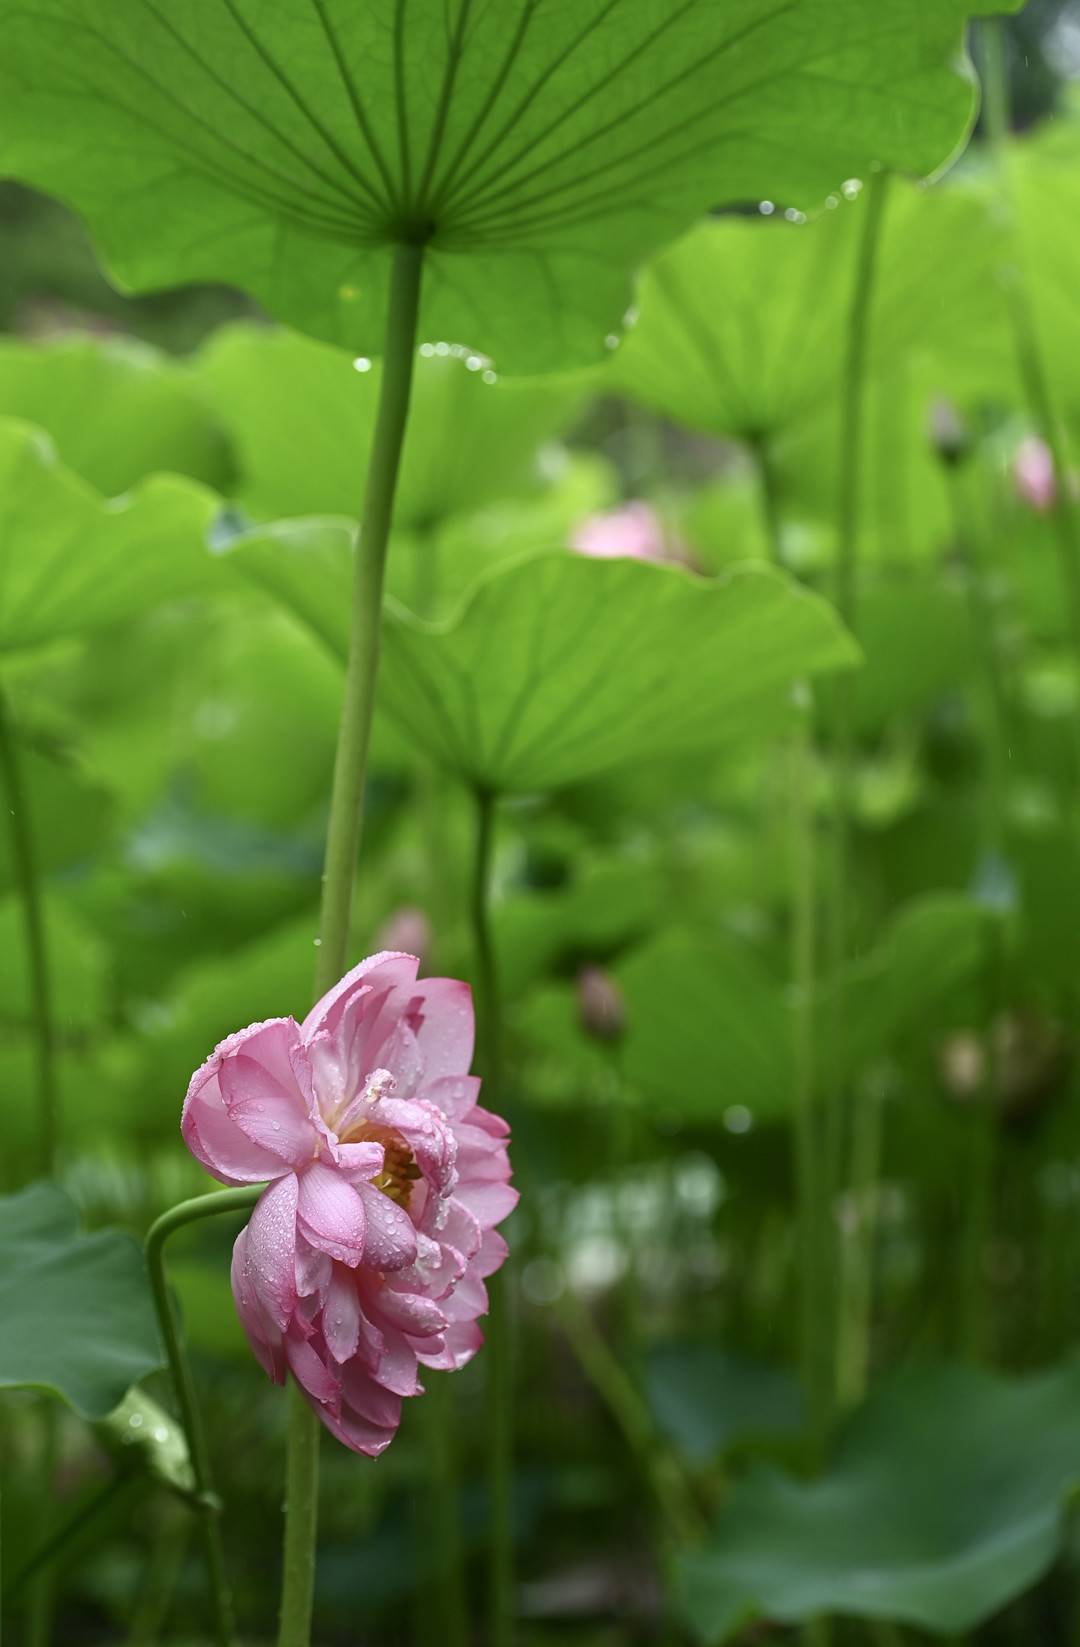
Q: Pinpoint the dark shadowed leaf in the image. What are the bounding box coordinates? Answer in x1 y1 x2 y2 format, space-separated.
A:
647 1344 805 1463
0 1182 162 1417
681 1361 1080 1640
0 1 1014 371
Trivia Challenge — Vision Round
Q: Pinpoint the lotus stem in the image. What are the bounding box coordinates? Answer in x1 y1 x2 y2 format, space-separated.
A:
146 1186 262 1647
278 237 425 1647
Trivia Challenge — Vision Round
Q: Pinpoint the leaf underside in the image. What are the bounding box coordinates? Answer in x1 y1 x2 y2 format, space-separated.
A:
0 0 1015 370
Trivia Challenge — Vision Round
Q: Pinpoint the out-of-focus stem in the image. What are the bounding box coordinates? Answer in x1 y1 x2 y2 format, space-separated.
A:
552 1279 703 1557
469 786 514 1647
0 684 57 1179
748 429 784 569
751 433 832 1436
829 167 892 1416
146 1186 261 1646
787 694 831 1437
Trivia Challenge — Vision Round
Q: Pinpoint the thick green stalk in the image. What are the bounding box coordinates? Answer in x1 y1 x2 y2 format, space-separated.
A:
312 240 425 999
469 787 514 1647
419 1377 469 1647
146 1185 262 1646
829 167 891 1415
0 684 57 1179
277 239 425 1647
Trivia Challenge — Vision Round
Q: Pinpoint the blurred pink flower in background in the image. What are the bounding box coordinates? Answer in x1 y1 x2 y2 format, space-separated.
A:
1013 436 1058 514
570 501 673 563
375 907 433 971
182 951 515 1455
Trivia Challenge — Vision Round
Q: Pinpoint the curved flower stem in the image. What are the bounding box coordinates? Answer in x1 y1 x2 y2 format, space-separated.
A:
469 785 514 1647
828 167 891 1417
145 1185 262 1647
278 239 425 1647
0 683 57 1180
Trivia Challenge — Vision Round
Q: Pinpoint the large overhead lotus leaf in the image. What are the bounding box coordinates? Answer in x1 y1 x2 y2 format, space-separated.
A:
680 1361 1080 1640
377 552 859 792
0 1182 162 1418
0 419 219 654
0 1 1014 373
196 323 587 525
613 177 1011 442
0 334 232 495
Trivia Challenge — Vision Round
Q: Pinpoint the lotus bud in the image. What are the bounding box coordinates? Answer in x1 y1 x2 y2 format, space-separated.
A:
577 965 626 1043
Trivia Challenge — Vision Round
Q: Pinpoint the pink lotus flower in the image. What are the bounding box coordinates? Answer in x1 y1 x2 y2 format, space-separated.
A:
181 951 515 1455
571 501 672 563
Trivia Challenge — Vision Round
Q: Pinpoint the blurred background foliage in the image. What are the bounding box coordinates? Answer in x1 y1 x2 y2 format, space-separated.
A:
7 4 1080 1645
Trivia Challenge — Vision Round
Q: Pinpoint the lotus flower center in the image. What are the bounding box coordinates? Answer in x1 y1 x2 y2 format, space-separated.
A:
351 1123 421 1207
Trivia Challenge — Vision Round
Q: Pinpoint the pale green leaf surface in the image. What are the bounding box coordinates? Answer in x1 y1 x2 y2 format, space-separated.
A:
0 334 232 495
377 552 860 792
0 0 1012 371
0 1182 162 1417
0 420 220 654
196 323 587 524
680 1361 1080 1640
613 178 1011 442
220 530 859 791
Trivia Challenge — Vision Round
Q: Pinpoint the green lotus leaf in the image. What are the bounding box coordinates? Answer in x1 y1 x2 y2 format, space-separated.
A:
0 0 1015 372
0 418 219 654
195 322 587 525
0 1182 162 1419
681 1361 1080 1640
0 333 232 495
613 176 1010 443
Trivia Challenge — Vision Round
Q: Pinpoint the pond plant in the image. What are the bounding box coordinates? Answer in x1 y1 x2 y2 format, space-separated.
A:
8 3 1080 1646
